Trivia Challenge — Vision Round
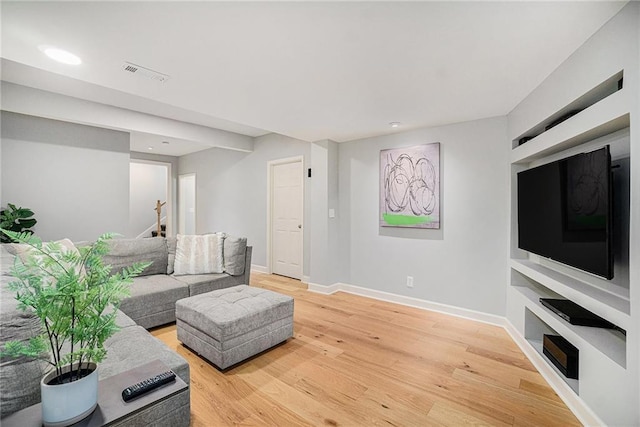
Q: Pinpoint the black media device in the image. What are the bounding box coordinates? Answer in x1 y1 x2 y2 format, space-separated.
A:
517 146 613 279
539 298 616 329
543 334 579 379
122 370 176 402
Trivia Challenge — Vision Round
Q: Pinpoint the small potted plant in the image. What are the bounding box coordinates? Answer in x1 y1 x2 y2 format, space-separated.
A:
0 203 37 243
0 229 150 426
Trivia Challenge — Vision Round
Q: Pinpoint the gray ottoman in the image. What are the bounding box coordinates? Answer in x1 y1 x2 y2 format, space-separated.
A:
175 285 294 369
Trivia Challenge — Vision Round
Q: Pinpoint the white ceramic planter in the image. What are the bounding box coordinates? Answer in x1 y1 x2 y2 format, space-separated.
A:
40 362 98 427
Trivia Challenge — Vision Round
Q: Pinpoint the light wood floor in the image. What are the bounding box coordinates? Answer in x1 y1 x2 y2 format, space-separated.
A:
151 272 581 426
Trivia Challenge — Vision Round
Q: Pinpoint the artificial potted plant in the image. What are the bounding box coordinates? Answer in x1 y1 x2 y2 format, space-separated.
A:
0 229 150 426
0 203 37 243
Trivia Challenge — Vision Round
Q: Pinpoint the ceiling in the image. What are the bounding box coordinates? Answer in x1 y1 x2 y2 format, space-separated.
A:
0 1 626 155
130 131 213 157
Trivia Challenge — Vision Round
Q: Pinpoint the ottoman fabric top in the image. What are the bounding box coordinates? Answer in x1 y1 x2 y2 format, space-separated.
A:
175 285 294 341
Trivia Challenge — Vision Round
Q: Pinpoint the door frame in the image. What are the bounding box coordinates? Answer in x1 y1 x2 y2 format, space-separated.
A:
267 156 304 277
130 159 172 237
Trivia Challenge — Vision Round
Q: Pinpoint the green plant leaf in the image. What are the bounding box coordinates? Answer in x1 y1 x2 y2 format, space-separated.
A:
17 218 37 228
0 205 37 242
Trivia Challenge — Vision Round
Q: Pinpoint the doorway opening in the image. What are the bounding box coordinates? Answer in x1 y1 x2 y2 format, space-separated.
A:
129 160 171 238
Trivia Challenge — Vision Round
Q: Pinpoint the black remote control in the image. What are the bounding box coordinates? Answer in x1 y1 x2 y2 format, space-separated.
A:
121 370 176 402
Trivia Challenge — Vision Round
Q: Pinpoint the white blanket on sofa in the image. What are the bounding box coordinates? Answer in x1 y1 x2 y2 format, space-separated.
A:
173 234 224 275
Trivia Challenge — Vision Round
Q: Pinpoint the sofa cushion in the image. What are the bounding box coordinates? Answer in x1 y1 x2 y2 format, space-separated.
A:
1 245 15 276
173 234 224 275
166 237 177 275
0 355 47 418
9 239 85 279
223 235 247 276
0 290 42 345
103 238 168 277
114 309 137 329
101 325 190 385
173 272 244 297
0 275 47 418
118 275 188 324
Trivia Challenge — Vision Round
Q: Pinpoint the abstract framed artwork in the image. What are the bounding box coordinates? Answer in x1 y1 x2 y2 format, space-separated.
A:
380 142 440 229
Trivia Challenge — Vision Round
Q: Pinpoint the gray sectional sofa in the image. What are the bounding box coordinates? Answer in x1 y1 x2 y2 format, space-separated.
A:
0 235 252 424
101 236 252 329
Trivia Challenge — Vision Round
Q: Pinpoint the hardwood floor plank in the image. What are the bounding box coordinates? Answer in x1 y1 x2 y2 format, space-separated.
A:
151 272 582 426
234 367 363 426
427 401 507 427
518 378 568 404
450 349 540 389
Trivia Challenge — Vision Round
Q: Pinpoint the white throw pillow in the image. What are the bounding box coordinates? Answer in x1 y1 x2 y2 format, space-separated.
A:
173 234 224 275
11 238 85 281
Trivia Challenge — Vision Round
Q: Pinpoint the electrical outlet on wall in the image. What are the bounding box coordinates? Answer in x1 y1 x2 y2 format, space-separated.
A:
406 276 414 288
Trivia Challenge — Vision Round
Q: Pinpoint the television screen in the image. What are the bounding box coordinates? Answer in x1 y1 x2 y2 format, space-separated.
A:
517 146 613 279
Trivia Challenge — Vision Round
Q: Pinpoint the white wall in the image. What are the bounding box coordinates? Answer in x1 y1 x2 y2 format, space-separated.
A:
338 116 509 315
129 161 168 238
178 133 311 274
178 174 196 234
308 139 341 285
1 111 130 241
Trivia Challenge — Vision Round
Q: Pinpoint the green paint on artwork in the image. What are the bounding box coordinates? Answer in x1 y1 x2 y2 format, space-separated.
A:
383 213 432 226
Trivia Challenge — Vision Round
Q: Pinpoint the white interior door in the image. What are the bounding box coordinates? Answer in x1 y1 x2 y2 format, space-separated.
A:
178 173 196 235
271 159 303 279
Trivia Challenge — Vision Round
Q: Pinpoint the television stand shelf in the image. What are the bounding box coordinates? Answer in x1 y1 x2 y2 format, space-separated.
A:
510 259 630 328
523 306 582 394
512 282 626 368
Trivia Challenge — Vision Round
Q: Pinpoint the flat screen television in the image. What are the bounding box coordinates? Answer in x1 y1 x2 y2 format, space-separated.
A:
517 146 613 279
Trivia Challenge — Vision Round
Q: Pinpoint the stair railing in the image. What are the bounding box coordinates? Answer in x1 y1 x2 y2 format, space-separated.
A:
136 216 167 239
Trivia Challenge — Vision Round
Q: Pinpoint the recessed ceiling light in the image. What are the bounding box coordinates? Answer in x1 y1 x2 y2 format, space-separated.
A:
38 45 82 65
389 122 401 128
148 146 153 150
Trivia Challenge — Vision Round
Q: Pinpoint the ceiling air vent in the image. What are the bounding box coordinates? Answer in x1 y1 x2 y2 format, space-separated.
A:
121 62 170 83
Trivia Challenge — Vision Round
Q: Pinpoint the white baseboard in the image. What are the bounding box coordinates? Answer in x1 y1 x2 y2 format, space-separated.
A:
307 282 343 295
307 282 503 327
251 264 269 274
503 320 604 427
251 266 310 284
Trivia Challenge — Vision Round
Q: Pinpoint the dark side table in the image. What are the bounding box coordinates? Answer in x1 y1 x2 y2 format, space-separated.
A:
1 359 188 427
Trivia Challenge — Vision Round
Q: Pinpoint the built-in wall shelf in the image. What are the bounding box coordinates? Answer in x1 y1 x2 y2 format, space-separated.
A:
512 71 624 149
510 259 630 328
524 308 581 394
527 338 580 395
514 282 626 368
511 91 629 164
507 8 638 425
